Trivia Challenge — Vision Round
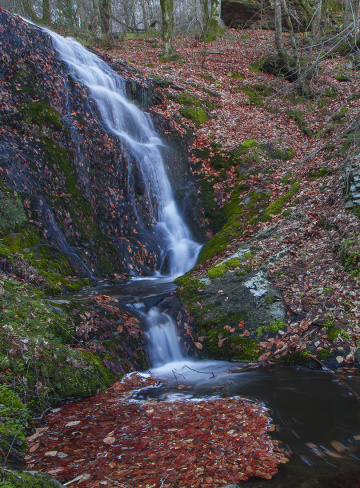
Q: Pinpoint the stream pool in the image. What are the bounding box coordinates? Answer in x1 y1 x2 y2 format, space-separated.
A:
70 280 360 488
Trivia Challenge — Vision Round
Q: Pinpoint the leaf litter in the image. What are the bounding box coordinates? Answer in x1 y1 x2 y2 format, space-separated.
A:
25 373 288 487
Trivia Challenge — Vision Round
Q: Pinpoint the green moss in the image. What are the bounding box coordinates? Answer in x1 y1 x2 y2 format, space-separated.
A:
243 84 275 107
340 233 360 279
179 106 209 127
0 225 88 294
205 330 261 361
0 469 66 487
274 148 294 161
200 73 216 82
286 109 313 136
160 53 179 63
327 327 339 342
317 348 333 360
0 275 117 422
256 181 300 223
227 71 244 80
21 102 63 131
332 106 348 122
258 53 298 82
324 86 338 99
0 385 30 463
309 167 332 180
0 190 28 232
208 141 257 171
197 178 226 234
256 319 286 340
198 188 270 263
174 274 206 304
280 172 293 185
283 93 307 105
207 257 242 278
279 350 312 365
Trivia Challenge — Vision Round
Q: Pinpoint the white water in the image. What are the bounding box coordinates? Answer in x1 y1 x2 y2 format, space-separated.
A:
47 31 201 279
47 30 201 365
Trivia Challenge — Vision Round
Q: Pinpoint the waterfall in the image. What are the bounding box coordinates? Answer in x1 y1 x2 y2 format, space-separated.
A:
46 30 201 365
47 31 201 279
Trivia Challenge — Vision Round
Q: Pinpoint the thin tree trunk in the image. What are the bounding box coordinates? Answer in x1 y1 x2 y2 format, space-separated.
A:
344 0 354 30
210 0 222 33
21 0 41 23
311 0 322 44
100 0 111 35
280 0 308 94
41 0 51 24
160 0 177 61
274 0 284 57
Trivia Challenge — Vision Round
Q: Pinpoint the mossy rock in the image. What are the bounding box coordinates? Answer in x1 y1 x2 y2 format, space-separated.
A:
21 102 64 131
242 84 275 107
259 53 298 83
340 233 360 279
0 189 28 232
309 167 332 180
209 140 257 171
179 106 209 127
0 275 117 418
205 331 261 361
0 469 66 487
255 181 300 223
0 385 31 466
197 187 269 263
286 109 313 137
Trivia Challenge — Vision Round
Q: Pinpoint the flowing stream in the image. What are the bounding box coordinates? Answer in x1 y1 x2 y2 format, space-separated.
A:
48 30 201 279
48 30 201 365
48 32 360 487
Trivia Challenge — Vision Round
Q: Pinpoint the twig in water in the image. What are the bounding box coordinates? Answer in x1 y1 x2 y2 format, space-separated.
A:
183 364 215 378
212 381 233 392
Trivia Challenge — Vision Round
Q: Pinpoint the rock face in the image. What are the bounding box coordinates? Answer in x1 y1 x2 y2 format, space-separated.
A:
0 10 202 287
221 1 312 31
172 229 289 362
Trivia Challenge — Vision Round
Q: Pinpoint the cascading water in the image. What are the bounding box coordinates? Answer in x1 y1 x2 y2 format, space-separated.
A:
48 31 201 279
47 30 201 365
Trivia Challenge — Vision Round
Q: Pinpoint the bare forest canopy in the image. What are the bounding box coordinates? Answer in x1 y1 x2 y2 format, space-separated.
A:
0 0 352 38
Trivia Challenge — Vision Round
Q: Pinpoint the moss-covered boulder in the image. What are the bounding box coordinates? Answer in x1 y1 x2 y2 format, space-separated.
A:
174 238 286 361
221 1 312 31
0 469 66 488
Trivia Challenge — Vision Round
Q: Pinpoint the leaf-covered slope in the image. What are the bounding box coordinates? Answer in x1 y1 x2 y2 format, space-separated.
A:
0 10 202 286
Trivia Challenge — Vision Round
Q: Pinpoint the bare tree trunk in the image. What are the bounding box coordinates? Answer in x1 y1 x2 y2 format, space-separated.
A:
160 0 177 61
280 0 308 94
99 0 112 35
311 0 322 44
89 0 102 37
41 0 51 24
274 0 284 57
210 0 222 33
21 0 41 22
344 0 355 30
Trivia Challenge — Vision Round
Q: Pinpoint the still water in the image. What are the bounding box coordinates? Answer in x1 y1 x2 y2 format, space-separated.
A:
72 280 360 488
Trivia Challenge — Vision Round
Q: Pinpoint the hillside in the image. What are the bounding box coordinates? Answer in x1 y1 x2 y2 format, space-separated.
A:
90 27 360 368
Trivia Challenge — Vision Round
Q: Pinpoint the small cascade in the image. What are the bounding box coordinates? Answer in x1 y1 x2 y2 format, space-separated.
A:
46 30 201 365
47 31 201 279
146 307 183 366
